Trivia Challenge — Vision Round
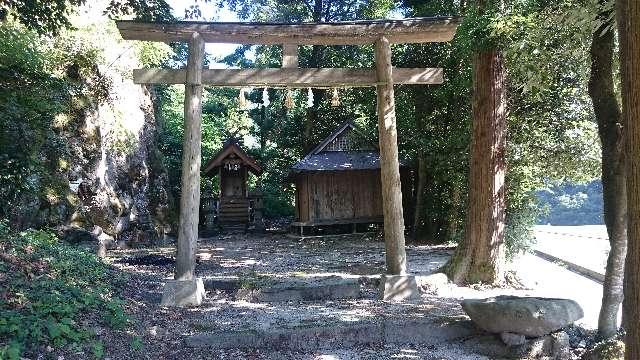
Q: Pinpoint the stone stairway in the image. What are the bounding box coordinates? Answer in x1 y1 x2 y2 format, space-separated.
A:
177 273 573 358
185 317 476 350
185 275 476 352
218 197 249 225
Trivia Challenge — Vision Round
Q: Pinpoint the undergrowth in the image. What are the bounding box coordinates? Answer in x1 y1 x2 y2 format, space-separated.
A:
0 220 128 359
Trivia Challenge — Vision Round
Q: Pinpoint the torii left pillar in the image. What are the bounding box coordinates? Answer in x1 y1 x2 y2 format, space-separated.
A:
161 32 206 307
375 36 420 301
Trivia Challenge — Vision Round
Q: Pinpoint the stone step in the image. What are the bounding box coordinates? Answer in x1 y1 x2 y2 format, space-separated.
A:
219 204 249 210
185 318 476 350
218 216 249 223
204 275 362 302
220 200 249 206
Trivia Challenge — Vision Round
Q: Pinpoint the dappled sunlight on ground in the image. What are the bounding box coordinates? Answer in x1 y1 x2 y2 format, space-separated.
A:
104 231 603 358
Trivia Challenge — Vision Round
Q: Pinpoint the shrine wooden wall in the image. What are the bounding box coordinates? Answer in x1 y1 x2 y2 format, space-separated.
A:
294 170 412 225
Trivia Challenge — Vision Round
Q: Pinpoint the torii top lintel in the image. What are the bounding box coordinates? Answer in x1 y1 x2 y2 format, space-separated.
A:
116 17 460 45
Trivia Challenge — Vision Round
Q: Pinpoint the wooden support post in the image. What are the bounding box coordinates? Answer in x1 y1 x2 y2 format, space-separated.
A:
375 36 407 275
175 32 205 281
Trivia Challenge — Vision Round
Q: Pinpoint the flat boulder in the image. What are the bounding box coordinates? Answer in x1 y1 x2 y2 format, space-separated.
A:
461 296 583 337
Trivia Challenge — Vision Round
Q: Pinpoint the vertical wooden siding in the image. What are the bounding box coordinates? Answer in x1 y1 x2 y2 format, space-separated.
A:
296 170 388 223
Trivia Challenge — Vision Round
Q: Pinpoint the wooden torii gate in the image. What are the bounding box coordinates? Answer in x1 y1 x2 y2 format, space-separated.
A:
116 17 459 306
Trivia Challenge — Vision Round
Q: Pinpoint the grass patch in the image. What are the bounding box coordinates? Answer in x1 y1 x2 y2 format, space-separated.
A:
0 220 129 359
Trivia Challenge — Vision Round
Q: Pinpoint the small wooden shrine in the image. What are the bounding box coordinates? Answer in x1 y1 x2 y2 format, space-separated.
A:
202 139 263 228
288 122 412 236
116 18 459 304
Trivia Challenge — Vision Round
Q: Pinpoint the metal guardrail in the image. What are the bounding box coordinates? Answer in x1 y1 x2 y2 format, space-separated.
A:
533 249 605 284
535 229 608 241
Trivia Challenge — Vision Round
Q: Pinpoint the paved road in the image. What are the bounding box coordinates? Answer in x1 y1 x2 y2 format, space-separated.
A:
528 225 618 329
514 253 605 329
534 225 609 277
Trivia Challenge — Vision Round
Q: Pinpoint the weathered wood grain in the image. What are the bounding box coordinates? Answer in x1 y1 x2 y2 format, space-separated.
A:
375 36 407 276
175 32 204 281
116 17 460 45
132 67 444 87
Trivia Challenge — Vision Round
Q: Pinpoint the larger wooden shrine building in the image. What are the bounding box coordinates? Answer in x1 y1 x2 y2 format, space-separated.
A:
288 122 412 235
202 139 263 229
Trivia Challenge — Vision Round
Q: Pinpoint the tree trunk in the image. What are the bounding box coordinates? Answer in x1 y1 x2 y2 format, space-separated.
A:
412 86 432 241
445 46 507 285
618 0 640 357
588 2 627 340
413 155 428 240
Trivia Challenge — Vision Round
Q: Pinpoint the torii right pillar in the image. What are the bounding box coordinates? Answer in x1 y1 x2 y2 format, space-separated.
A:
375 36 420 301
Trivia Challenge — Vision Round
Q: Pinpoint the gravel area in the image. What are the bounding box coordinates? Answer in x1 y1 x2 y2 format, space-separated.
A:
81 232 600 359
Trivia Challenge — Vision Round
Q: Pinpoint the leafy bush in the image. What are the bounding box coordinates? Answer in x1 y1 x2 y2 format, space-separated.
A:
0 220 128 359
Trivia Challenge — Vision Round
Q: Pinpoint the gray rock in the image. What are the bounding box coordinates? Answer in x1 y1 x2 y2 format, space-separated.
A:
146 325 168 338
416 273 449 293
500 332 526 346
461 295 584 337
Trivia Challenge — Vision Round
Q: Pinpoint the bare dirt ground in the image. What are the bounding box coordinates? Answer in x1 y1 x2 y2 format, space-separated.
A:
78 232 599 359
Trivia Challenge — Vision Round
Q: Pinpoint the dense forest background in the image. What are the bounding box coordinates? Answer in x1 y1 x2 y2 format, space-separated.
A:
0 0 604 255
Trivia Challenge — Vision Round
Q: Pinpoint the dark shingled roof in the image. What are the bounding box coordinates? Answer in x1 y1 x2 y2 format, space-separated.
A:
288 121 408 178
290 151 408 173
291 151 381 172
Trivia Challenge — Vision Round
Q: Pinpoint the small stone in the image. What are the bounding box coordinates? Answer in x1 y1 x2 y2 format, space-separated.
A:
46 346 54 352
500 332 526 346
93 326 105 336
147 325 168 338
416 273 449 293
550 331 571 359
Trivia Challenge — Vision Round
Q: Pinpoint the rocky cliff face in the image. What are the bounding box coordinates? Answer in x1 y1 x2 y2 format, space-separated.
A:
29 7 176 246
71 84 174 247
70 13 174 247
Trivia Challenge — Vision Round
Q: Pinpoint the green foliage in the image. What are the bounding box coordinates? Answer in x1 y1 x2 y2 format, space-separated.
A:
91 340 105 359
0 0 88 35
130 336 144 352
0 220 128 358
135 42 175 68
398 0 601 255
0 20 117 228
106 120 138 156
2 0 174 36
0 23 73 226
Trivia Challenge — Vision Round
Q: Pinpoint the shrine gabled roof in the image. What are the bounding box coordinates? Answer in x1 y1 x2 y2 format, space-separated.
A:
203 140 262 177
307 121 379 155
288 121 407 176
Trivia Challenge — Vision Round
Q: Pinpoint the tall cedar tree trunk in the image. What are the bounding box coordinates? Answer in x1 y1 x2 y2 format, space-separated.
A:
445 21 507 284
412 86 432 241
618 0 640 357
588 3 627 340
